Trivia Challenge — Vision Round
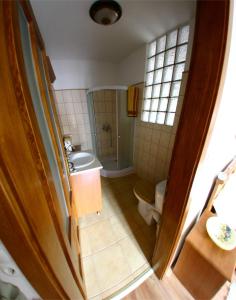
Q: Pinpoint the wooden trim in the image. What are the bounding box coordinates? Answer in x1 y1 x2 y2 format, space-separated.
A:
29 24 71 216
10 0 68 239
5 0 67 232
19 0 44 49
46 55 56 83
221 156 236 178
28 25 87 298
41 49 71 190
152 0 230 278
77 226 85 280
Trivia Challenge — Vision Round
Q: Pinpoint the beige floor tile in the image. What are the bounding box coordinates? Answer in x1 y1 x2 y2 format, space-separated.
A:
130 228 155 261
140 222 157 242
102 189 115 201
80 227 92 258
109 211 128 226
92 243 132 292
110 217 138 241
102 197 122 217
142 245 155 262
88 295 102 300
110 219 130 241
102 183 116 194
116 199 136 211
79 211 108 228
80 175 156 299
119 236 149 273
101 274 135 299
86 219 117 253
82 256 101 298
132 263 151 280
130 209 149 229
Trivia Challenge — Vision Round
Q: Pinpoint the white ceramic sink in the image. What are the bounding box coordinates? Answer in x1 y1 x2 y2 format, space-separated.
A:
70 152 95 169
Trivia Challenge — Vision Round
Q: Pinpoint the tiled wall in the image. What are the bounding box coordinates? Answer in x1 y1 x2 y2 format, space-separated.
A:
54 72 187 180
133 72 188 183
92 90 117 159
54 89 92 150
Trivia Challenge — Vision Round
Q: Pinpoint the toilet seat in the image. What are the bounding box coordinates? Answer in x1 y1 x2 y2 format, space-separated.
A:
133 179 155 204
155 180 167 214
134 179 166 225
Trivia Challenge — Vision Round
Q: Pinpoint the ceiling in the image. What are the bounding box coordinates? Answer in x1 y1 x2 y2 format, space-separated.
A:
31 0 196 63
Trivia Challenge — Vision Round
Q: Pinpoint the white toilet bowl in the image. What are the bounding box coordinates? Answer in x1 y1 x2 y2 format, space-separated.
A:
134 179 167 225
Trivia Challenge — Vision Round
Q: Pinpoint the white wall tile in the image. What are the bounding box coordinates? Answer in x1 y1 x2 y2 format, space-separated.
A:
82 102 88 113
65 103 74 115
55 90 64 103
71 89 80 102
160 132 171 148
55 89 93 150
73 103 81 114
62 90 72 102
133 82 183 183
79 90 87 102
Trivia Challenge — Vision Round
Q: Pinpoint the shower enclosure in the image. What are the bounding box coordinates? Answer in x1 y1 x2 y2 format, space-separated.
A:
87 86 134 176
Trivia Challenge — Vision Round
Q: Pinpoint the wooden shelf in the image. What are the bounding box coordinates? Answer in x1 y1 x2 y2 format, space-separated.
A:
174 211 236 299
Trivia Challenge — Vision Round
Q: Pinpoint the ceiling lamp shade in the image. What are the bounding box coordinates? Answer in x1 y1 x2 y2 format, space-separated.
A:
89 0 122 26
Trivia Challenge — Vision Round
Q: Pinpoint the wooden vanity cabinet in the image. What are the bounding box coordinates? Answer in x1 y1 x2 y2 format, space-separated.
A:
70 169 102 217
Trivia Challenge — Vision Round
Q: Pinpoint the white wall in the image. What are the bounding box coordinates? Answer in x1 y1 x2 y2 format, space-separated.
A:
52 44 147 90
52 59 118 90
117 45 146 85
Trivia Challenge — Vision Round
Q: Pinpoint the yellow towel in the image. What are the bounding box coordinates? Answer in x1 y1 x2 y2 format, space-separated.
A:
127 86 139 117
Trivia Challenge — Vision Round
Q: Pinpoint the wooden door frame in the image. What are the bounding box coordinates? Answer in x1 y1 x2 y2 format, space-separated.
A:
0 0 230 296
0 1 86 299
152 0 230 277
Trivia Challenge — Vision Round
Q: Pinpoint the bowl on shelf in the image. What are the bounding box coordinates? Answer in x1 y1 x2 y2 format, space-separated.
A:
206 216 236 251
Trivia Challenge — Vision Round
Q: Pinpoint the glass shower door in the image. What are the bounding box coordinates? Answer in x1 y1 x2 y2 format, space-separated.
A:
117 90 134 169
87 92 98 156
89 90 118 170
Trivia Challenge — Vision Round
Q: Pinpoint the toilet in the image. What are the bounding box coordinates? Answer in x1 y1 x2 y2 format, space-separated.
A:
133 179 167 225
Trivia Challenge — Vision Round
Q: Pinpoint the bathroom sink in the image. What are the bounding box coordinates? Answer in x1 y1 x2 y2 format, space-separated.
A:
70 152 95 169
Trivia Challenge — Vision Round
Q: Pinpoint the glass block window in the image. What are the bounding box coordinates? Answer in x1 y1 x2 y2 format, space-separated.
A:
142 24 190 126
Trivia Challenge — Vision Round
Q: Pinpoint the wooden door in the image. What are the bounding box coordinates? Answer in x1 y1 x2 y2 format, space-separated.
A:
0 1 86 299
152 0 230 278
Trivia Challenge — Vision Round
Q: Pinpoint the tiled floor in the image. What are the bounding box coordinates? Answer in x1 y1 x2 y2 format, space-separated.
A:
78 174 157 300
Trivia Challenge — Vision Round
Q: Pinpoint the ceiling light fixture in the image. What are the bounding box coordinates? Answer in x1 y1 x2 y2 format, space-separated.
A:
89 0 122 26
